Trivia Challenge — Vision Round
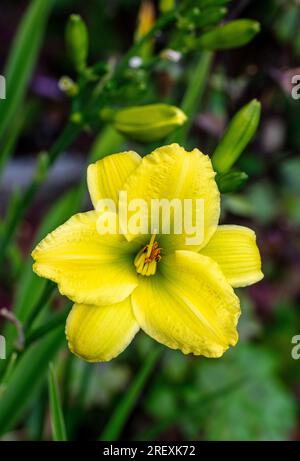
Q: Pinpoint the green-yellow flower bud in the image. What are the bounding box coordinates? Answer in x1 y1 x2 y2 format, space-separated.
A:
212 99 261 173
70 112 83 125
197 19 260 50
112 104 187 142
65 14 89 73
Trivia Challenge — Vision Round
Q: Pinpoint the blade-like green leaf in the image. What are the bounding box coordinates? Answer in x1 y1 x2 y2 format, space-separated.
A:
0 126 124 370
216 171 248 193
0 326 64 436
48 363 67 441
26 306 69 347
0 111 24 177
0 127 125 424
0 126 125 429
0 187 83 373
0 0 53 140
99 347 161 441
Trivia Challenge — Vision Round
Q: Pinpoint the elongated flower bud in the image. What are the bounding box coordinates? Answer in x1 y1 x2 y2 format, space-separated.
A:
212 99 261 173
135 1 155 40
111 104 187 142
216 171 248 193
197 19 260 50
135 1 155 58
65 14 89 73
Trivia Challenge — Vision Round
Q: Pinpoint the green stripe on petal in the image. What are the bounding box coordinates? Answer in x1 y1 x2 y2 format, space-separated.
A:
66 298 139 362
132 250 240 358
200 225 263 287
32 211 139 306
87 151 141 209
123 144 220 252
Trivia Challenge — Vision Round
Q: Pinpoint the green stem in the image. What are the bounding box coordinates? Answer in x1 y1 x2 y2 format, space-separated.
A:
25 307 69 348
116 10 177 76
168 50 213 145
0 114 24 178
48 122 82 168
99 347 161 441
0 353 18 395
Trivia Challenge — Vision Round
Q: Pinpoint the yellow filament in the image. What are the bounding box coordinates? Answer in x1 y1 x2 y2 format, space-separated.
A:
134 235 161 277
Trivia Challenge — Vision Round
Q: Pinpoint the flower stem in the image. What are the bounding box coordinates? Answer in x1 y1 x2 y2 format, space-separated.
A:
48 363 68 441
168 50 213 145
116 10 177 76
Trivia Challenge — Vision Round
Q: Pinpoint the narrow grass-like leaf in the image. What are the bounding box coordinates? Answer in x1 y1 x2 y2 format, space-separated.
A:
216 171 248 193
99 348 161 441
0 126 124 372
0 353 17 397
48 363 67 441
0 187 83 374
167 51 213 144
26 307 69 347
0 127 125 420
0 0 53 140
0 125 126 431
0 112 24 177
0 326 64 436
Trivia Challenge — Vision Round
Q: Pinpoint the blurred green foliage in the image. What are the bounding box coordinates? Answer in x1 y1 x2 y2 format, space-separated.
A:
143 344 296 441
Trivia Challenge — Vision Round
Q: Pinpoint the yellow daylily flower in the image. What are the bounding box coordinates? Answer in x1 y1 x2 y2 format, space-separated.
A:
32 144 263 362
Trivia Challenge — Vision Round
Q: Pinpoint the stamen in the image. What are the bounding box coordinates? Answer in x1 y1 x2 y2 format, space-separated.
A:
146 234 156 259
134 235 161 276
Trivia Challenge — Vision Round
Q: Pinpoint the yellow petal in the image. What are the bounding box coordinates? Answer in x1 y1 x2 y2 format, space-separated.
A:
32 211 139 305
132 250 240 358
66 298 139 362
87 151 141 209
200 225 263 287
123 143 220 252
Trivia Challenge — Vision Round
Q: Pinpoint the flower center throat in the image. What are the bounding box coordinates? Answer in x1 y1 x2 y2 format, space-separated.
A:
134 235 161 276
